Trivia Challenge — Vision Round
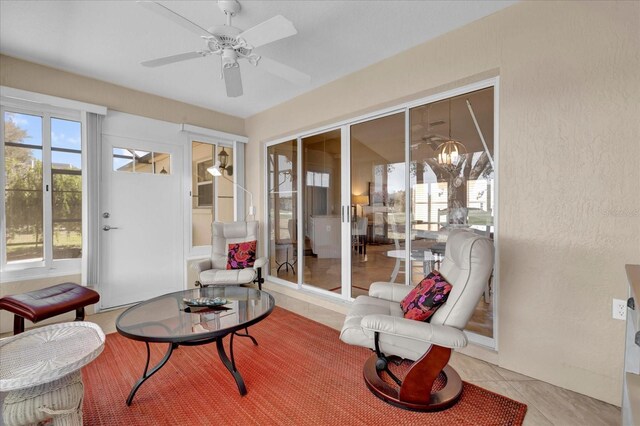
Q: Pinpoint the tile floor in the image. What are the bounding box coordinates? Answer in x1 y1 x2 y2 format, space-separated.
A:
86 288 619 426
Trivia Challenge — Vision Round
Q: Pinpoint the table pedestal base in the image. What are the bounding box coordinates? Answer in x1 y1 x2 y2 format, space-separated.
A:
126 328 258 406
2 371 84 426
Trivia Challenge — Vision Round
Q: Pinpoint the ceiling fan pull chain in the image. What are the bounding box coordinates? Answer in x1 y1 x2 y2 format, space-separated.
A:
220 57 224 80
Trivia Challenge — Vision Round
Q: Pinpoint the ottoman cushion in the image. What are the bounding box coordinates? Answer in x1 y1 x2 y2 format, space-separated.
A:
0 283 100 323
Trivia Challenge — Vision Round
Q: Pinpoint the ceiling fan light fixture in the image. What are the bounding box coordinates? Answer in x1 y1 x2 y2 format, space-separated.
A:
139 0 310 97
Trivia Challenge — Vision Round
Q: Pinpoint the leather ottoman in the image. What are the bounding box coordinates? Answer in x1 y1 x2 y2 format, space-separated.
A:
0 283 100 335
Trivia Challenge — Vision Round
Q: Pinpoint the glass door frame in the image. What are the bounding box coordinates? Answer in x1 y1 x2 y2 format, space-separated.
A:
263 77 500 349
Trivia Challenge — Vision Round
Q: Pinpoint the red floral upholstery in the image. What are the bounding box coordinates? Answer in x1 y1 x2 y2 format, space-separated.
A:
226 240 257 270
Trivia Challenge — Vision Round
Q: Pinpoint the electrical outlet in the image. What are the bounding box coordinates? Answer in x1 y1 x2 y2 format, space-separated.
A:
612 298 627 320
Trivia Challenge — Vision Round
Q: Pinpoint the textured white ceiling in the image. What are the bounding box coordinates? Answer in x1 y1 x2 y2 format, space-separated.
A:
0 1 515 118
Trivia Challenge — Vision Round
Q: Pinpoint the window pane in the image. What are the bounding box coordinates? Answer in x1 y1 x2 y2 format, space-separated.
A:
51 118 81 151
197 159 213 183
4 112 42 146
267 140 297 284
4 112 44 263
192 142 214 246
198 182 213 207
52 151 81 171
52 173 82 259
216 146 233 223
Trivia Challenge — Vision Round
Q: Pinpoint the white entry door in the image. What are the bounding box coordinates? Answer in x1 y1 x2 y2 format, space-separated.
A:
99 135 183 309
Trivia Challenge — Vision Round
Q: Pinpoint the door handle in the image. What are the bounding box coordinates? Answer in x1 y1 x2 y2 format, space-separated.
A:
103 225 120 231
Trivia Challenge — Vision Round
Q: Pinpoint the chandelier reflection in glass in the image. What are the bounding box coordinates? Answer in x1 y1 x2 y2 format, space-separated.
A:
437 139 466 167
437 99 467 171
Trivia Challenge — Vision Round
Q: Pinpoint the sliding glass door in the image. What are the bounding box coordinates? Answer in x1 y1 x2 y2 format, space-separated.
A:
349 112 407 297
301 129 343 293
267 140 298 284
408 87 495 340
264 80 497 346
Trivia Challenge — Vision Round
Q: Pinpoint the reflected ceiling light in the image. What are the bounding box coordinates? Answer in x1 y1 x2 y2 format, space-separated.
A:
207 161 255 217
437 99 466 169
437 140 466 167
206 162 223 176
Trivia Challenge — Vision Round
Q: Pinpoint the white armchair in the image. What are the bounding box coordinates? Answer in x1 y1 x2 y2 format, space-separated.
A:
340 228 494 411
192 221 267 290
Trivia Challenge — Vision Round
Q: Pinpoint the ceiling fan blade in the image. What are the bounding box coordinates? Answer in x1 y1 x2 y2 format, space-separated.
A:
137 1 212 37
223 66 243 97
259 56 310 86
237 15 297 48
142 51 208 67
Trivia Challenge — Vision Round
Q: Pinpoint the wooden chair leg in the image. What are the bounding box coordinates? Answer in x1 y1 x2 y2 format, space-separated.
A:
13 315 25 335
75 306 86 321
363 344 463 411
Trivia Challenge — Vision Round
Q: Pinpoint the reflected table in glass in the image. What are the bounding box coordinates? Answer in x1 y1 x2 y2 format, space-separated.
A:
116 286 274 405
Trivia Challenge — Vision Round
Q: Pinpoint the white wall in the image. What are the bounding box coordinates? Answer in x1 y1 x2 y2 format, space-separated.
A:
245 1 640 405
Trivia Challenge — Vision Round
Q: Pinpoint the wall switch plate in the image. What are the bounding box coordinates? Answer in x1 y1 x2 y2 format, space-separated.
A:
613 298 627 320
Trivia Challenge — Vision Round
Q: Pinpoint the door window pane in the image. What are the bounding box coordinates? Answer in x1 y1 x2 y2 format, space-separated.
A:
154 152 171 174
4 112 44 263
113 148 133 171
409 87 495 338
302 129 342 292
350 113 406 297
267 140 297 284
113 147 171 175
133 150 153 174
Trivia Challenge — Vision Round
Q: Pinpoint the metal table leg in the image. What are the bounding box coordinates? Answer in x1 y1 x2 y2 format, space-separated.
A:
216 336 247 396
126 342 176 406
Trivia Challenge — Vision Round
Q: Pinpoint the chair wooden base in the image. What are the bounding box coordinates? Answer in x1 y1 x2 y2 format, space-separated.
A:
363 345 463 411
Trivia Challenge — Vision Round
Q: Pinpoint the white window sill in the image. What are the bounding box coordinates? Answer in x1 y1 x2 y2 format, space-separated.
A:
1 261 81 284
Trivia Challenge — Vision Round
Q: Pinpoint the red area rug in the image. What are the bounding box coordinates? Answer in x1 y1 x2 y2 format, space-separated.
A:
82 307 526 425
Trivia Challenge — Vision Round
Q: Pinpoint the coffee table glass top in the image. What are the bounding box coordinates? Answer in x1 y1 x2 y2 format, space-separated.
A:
116 287 274 343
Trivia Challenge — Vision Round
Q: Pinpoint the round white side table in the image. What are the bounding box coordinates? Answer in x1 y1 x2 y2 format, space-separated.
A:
0 322 105 426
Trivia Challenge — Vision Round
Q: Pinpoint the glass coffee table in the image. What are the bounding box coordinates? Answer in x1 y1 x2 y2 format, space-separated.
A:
116 286 274 405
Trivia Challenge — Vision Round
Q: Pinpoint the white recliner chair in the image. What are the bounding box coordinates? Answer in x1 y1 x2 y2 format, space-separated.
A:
340 228 494 411
192 221 267 290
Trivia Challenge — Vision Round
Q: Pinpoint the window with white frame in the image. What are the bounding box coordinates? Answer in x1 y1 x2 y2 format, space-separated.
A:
2 107 83 270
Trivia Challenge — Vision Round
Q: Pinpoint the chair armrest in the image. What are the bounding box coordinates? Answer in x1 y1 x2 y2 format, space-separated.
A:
361 314 468 349
253 257 268 269
369 282 413 303
191 259 212 275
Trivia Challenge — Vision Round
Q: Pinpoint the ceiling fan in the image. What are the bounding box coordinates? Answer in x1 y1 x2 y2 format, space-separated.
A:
138 0 311 97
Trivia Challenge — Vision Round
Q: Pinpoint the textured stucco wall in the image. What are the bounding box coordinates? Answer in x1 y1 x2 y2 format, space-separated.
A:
0 54 245 135
245 1 640 405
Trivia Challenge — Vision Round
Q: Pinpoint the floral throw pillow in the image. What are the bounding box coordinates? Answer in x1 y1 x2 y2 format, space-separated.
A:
227 240 257 270
400 271 452 322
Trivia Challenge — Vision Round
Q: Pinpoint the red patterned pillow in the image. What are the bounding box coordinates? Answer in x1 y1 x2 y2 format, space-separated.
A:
227 240 257 270
400 271 452 322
